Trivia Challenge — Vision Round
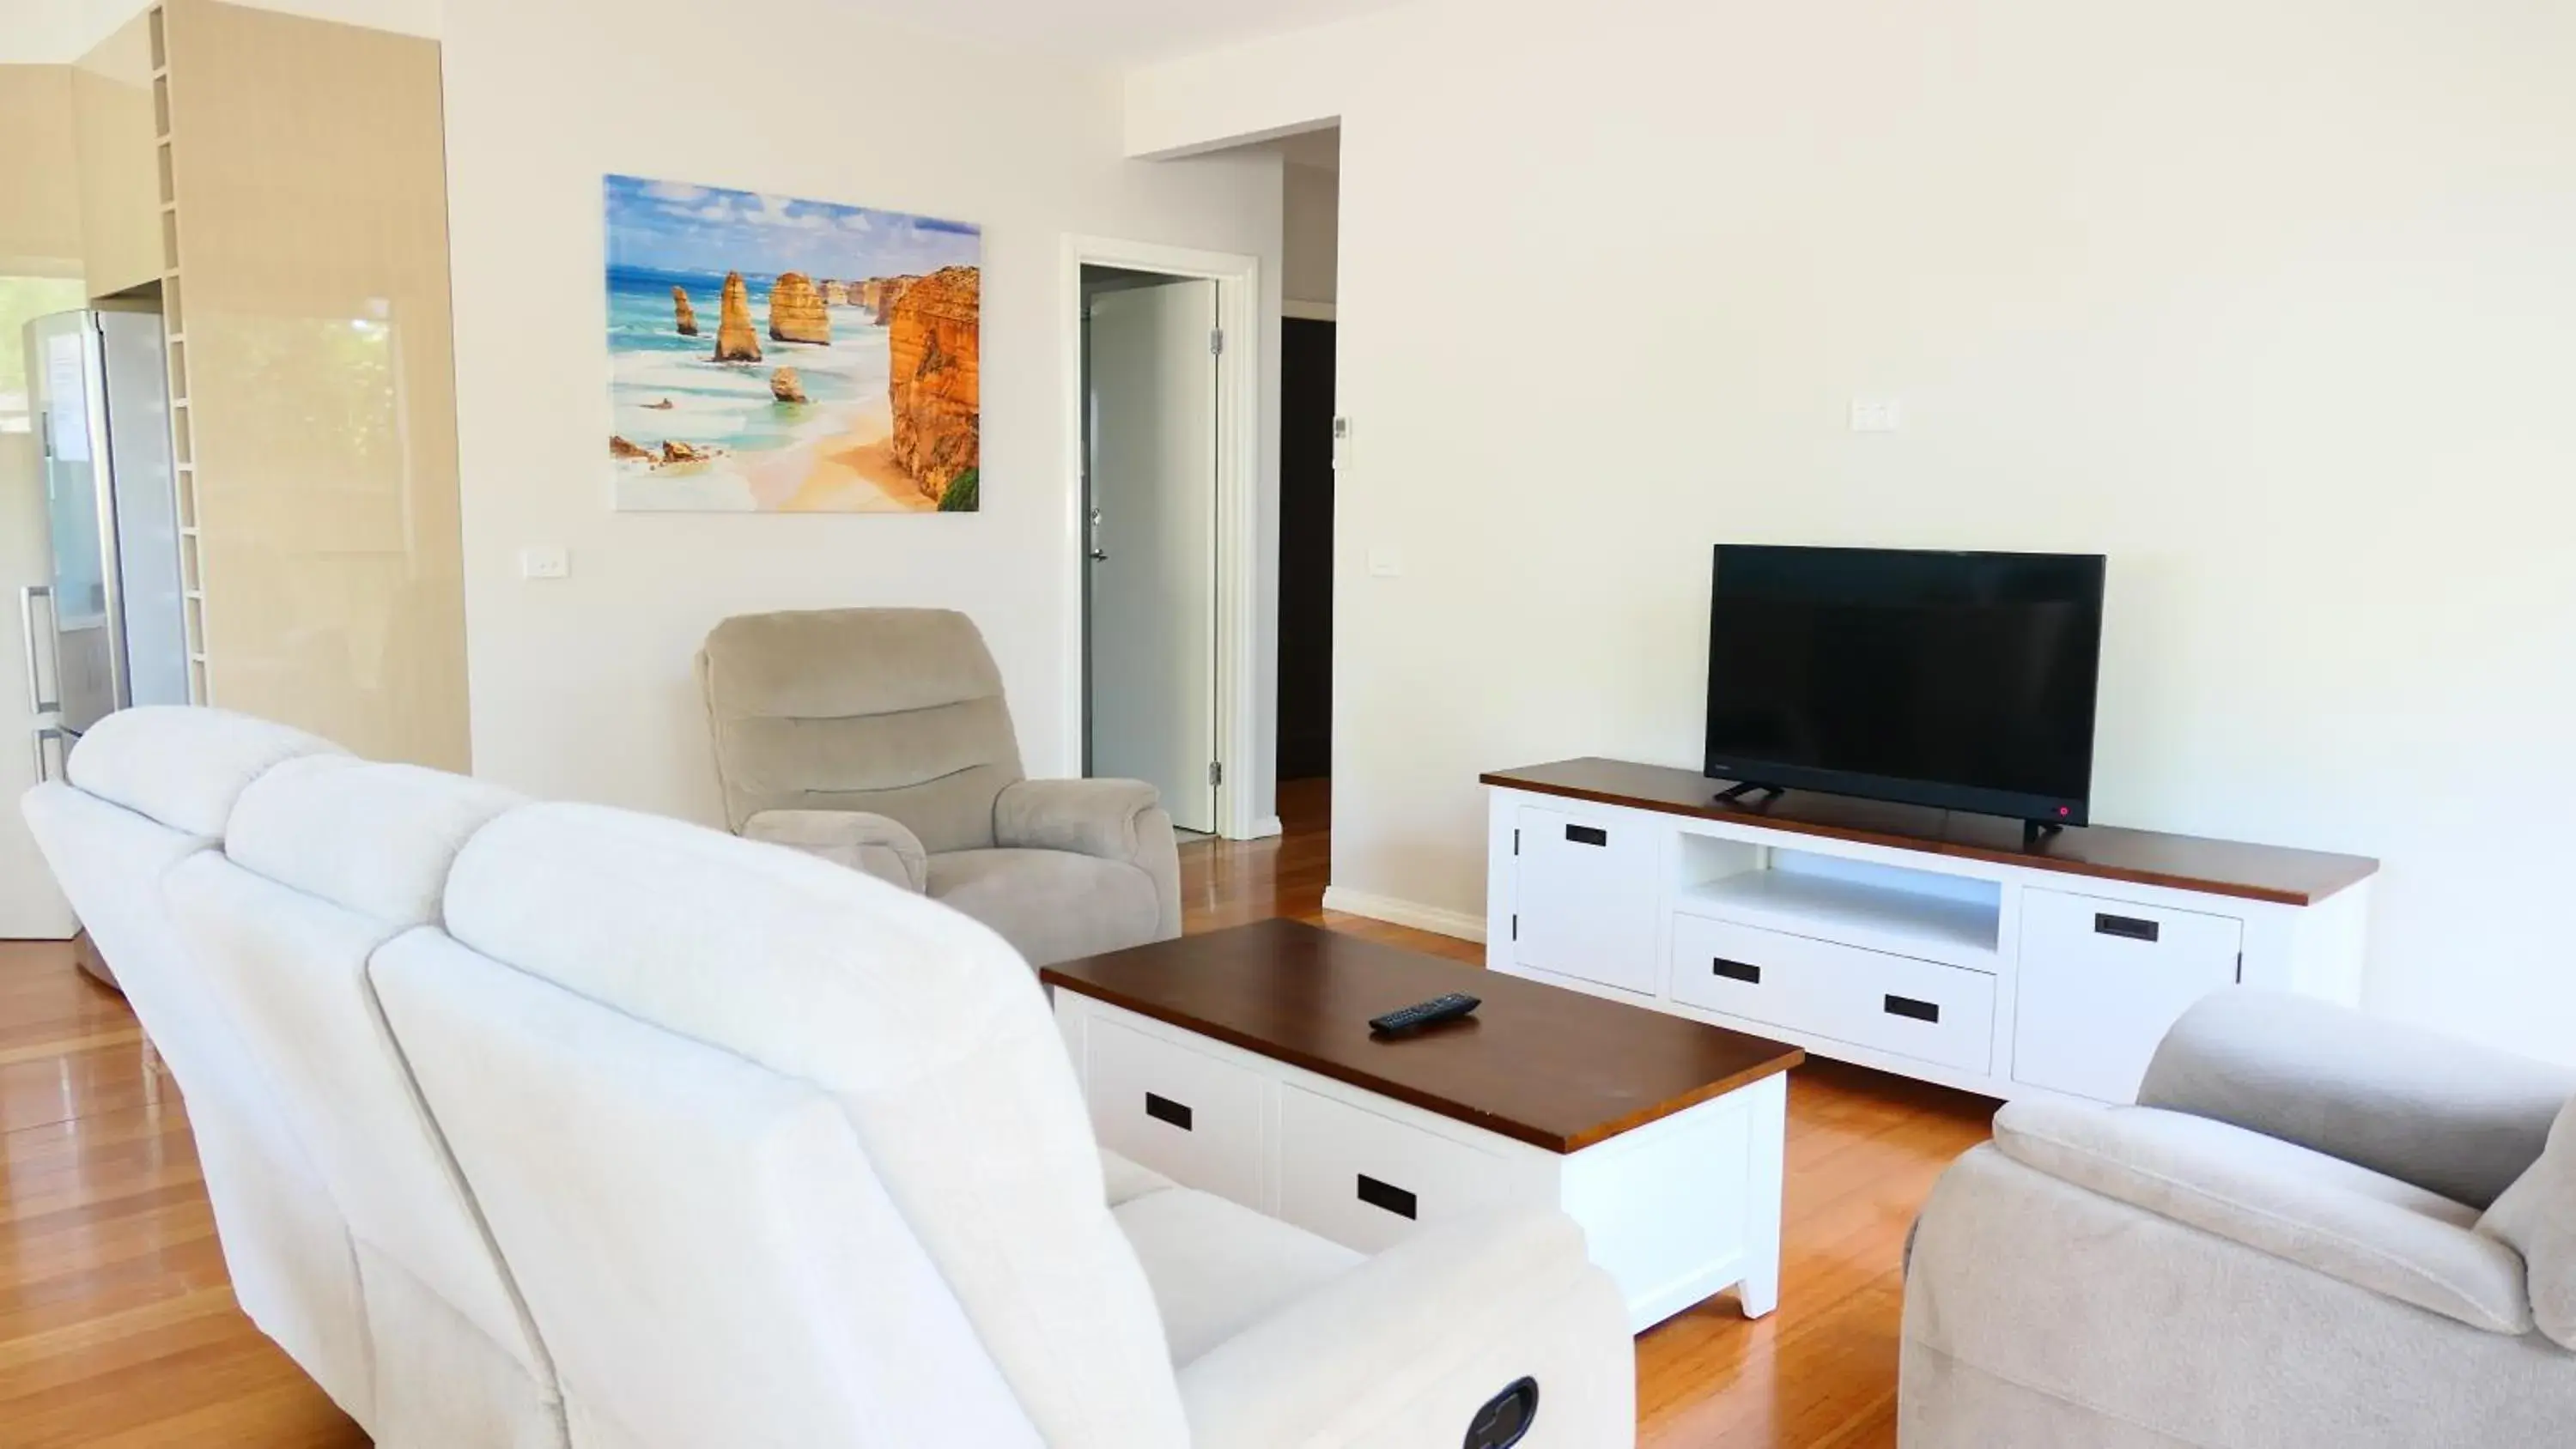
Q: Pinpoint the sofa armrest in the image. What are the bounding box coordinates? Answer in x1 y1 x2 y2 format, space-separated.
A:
993 779 1180 941
1176 1210 1632 1449
2141 991 2576 1209
740 809 927 892
1994 1098 2531 1334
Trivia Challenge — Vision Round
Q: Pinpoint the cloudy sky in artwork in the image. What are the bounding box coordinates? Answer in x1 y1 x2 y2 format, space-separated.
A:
604 174 981 280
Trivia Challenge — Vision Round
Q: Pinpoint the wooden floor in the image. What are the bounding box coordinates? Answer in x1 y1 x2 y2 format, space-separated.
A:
0 774 1994 1446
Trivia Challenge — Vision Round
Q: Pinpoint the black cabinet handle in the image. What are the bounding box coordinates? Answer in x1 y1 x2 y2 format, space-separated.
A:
1711 957 1762 984
1144 1093 1193 1131
1564 824 1607 847
1884 994 1941 1023
2094 912 2160 943
1356 1173 1418 1219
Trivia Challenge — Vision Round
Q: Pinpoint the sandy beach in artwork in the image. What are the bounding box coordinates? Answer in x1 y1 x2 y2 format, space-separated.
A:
745 396 929 512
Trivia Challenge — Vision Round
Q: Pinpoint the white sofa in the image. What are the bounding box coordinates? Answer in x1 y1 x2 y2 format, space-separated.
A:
25 707 1636 1449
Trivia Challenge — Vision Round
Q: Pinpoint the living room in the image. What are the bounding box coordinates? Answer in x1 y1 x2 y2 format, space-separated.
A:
5 0 2574 1444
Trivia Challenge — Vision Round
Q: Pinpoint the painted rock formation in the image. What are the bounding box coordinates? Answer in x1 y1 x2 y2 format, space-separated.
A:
659 440 713 464
868 275 922 324
885 265 981 506
610 434 652 461
671 286 699 336
769 367 806 403
768 271 829 344
714 271 762 362
821 279 848 306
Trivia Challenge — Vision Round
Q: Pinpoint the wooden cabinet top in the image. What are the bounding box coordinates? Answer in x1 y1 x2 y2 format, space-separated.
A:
1483 757 2378 906
1043 919 1803 1153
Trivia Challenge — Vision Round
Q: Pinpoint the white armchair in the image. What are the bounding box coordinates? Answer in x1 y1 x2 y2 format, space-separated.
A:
1902 990 2576 1447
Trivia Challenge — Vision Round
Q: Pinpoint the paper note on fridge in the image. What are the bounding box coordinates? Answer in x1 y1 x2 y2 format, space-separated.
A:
46 332 89 462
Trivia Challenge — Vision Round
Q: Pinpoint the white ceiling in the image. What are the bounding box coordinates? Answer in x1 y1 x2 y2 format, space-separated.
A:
843 0 1404 65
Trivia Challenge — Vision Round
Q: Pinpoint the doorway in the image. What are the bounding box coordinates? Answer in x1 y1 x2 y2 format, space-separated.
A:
1083 265 1221 834
1276 315 1334 784
1062 238 1263 840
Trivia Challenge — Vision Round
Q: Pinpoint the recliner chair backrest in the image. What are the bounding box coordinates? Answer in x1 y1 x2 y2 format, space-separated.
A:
164 754 563 1446
373 801 1188 1449
15 707 374 1422
697 607 1025 852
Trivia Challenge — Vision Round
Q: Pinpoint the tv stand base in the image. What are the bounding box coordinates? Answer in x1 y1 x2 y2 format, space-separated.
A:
2022 820 2063 850
1713 780 1786 807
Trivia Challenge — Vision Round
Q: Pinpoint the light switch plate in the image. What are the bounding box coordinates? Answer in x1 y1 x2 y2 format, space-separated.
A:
520 545 569 580
1850 399 1905 433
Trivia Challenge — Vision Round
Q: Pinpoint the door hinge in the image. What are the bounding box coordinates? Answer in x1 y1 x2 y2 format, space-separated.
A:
1510 914 1518 942
1513 829 1520 856
1208 761 1223 787
1210 327 1225 356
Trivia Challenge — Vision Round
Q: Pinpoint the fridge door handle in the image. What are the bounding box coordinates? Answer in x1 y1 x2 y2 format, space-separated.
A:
19 585 60 715
33 726 65 783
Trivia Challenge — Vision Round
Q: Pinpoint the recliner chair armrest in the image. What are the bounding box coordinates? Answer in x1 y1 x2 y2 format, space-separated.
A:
739 809 927 892
1994 1098 2532 1334
993 779 1180 940
1176 1210 1633 1449
2141 991 2576 1209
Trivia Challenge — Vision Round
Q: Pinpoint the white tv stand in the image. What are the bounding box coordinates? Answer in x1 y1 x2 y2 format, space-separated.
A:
1483 759 2379 1104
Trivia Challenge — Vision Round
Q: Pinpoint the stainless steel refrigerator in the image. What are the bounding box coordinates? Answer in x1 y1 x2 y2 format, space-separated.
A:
20 309 188 780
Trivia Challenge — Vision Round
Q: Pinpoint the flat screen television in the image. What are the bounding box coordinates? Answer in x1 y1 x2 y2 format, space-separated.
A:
1704 546 2107 827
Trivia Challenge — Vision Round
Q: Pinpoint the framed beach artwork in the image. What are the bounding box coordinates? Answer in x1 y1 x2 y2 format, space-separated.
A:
604 173 982 512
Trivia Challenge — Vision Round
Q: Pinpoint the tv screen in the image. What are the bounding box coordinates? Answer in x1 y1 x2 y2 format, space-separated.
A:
1704 546 2106 825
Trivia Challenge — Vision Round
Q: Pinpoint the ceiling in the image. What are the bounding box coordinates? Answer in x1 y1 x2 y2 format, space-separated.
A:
841 0 1404 65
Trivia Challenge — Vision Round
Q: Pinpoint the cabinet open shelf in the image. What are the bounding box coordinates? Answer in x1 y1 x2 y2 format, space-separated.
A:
1675 869 2000 972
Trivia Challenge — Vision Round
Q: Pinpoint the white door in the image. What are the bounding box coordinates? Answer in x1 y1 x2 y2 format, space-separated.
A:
1087 278 1218 834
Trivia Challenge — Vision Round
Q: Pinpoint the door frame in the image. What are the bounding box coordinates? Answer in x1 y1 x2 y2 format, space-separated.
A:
1060 235 1267 841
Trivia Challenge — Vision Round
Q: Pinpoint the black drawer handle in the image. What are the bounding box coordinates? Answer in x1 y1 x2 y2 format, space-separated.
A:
1144 1093 1193 1131
1564 824 1607 847
2094 912 2160 943
1884 994 1941 1023
1711 957 1762 984
1356 1173 1418 1220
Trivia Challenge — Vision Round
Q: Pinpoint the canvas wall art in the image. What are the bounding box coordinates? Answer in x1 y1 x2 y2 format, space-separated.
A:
604 174 982 512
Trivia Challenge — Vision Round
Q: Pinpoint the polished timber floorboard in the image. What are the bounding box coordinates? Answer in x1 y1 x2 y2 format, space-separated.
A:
0 775 1994 1446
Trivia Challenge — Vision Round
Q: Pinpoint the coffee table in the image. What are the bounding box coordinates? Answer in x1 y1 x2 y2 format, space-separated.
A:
1042 919 1803 1332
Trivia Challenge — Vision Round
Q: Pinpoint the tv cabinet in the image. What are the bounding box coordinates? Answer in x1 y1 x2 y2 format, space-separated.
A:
1482 759 2379 1104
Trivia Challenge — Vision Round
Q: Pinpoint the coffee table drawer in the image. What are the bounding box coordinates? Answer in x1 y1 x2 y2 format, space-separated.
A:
1275 1084 1516 1254
1668 912 1996 1074
1084 1018 1266 1205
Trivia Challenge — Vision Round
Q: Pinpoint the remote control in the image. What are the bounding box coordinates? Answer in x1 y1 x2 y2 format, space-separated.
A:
1369 992 1482 1036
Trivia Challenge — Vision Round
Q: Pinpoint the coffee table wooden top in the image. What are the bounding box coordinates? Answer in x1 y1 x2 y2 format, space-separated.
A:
1041 919 1803 1153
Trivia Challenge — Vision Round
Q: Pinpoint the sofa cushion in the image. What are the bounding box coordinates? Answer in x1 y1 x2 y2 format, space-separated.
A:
929 849 1161 967
1113 1187 1361 1367
2480 1094 2576 1350
226 755 522 925
64 705 341 837
434 801 1188 1447
1995 1099 2531 1334
1103 1149 1177 1208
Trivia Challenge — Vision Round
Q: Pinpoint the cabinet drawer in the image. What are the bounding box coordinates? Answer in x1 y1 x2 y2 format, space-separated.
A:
1276 1086 1516 1254
1513 804 1658 994
1668 912 1996 1074
1084 1018 1266 1205
2014 888 2243 1103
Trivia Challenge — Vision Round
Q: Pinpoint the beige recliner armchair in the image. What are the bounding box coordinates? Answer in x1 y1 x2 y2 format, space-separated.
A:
1902 990 2576 1447
697 607 1182 967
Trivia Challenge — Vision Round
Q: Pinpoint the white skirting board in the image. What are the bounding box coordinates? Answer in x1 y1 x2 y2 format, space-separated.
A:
1320 886 1487 943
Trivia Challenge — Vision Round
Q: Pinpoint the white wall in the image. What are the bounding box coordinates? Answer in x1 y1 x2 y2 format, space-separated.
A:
443 0 1283 828
1128 0 2576 1064
1283 161 1338 306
